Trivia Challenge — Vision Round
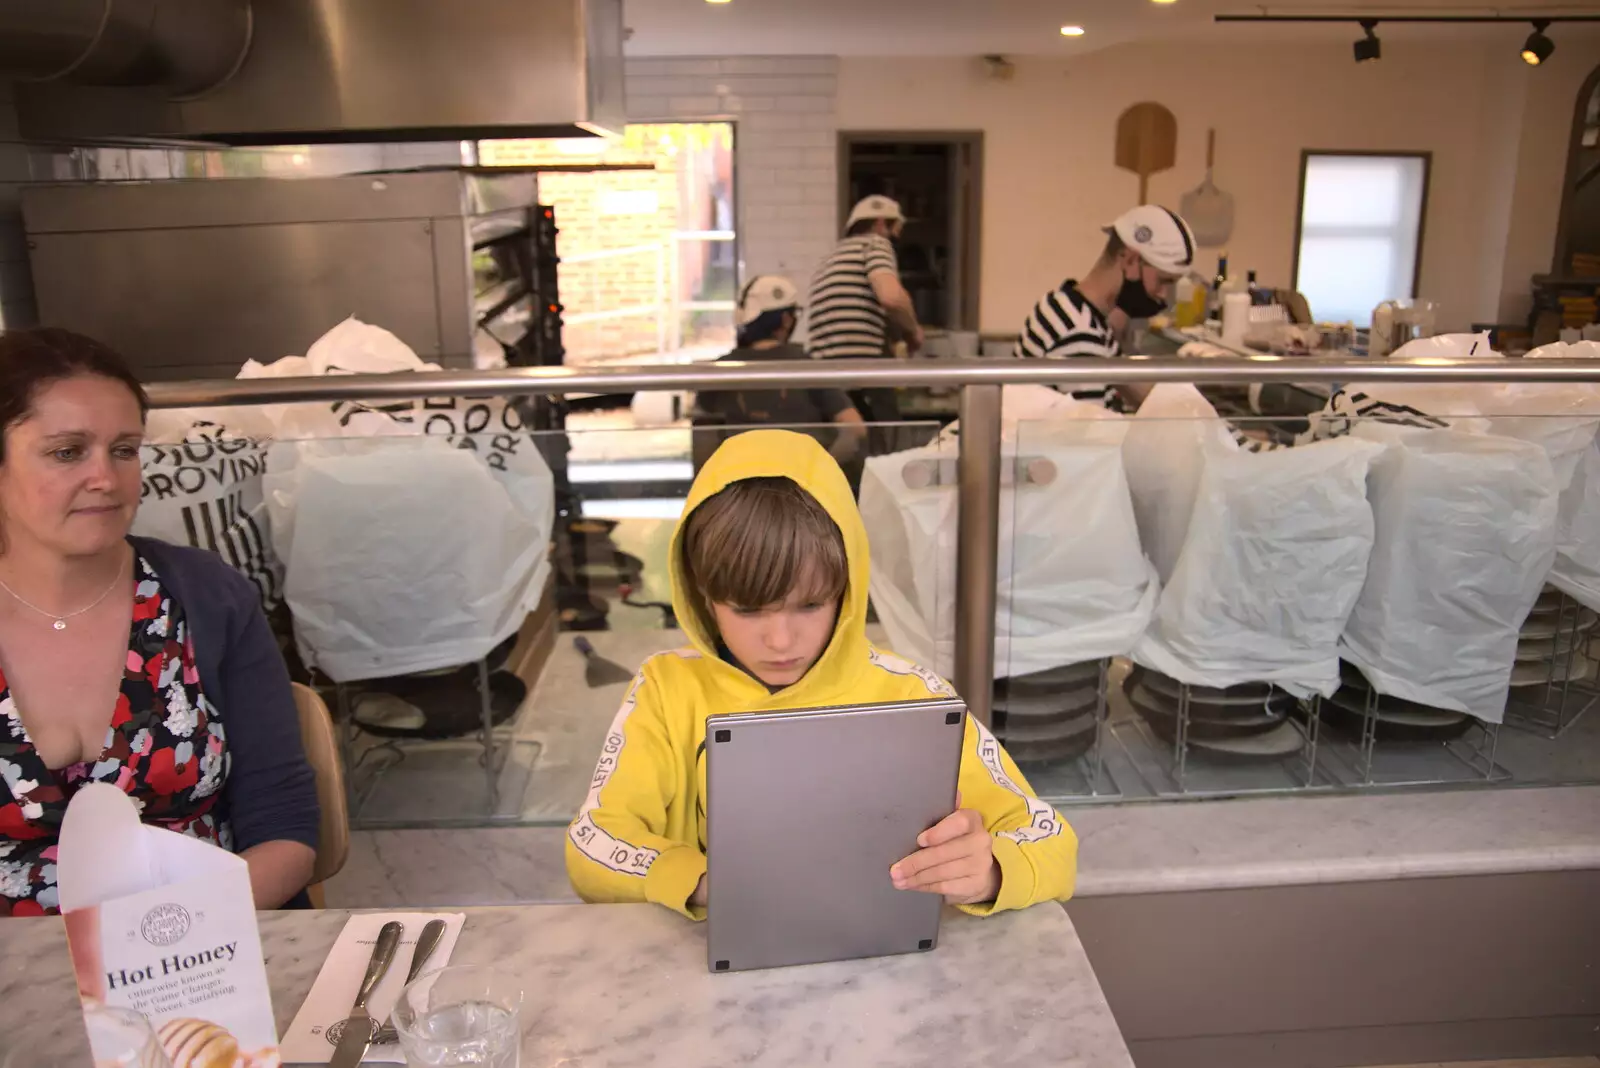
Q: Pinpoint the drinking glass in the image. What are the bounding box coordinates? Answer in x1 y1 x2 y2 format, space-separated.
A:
391 965 523 1068
83 1005 172 1068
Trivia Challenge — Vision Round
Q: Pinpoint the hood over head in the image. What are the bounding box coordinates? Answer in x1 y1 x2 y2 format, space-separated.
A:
670 430 872 705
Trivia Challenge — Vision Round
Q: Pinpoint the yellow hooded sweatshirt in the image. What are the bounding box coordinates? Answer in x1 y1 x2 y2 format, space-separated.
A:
565 429 1078 920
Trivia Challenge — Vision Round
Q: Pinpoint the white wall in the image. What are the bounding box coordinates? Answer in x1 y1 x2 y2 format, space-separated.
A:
837 41 1591 333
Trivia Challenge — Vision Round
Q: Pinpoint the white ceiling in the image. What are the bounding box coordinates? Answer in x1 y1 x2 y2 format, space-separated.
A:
621 0 1597 57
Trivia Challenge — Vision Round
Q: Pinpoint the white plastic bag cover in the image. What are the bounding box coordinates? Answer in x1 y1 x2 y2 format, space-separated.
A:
861 427 1156 680
1340 427 1559 722
304 316 429 375
1533 340 1600 608
246 318 555 680
132 428 284 610
1305 335 1500 442
136 352 341 607
241 319 449 442
1120 384 1237 584
280 436 553 682
1302 383 1489 442
1508 341 1600 490
1132 436 1384 696
142 317 426 456
1305 340 1600 483
994 384 1100 428
931 385 1121 449
1390 333 1496 360
1550 439 1600 612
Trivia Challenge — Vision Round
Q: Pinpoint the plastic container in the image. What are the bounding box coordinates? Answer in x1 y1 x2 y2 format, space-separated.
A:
1221 291 1251 345
1174 277 1201 328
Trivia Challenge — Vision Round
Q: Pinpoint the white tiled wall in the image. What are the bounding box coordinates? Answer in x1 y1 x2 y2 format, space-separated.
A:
625 55 840 286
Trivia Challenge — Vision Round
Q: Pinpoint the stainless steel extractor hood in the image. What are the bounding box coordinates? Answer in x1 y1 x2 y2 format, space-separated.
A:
1 0 624 145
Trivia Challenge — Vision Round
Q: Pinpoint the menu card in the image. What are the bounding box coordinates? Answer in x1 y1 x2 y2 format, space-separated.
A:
56 782 280 1067
281 912 466 1064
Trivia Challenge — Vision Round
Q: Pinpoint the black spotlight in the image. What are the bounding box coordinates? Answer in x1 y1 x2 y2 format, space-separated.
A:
1521 20 1554 66
1353 20 1381 63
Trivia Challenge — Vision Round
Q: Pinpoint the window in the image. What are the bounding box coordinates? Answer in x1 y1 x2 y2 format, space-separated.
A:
477 123 737 365
1292 153 1429 326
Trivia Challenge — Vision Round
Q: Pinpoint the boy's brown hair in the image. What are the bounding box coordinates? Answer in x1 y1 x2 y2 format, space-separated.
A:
681 476 848 632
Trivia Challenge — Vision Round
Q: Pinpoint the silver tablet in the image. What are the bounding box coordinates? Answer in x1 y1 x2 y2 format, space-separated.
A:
705 697 967 973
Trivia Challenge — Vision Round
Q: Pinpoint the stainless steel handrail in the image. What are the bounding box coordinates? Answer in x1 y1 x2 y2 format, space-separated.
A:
143 356 1600 725
141 356 1600 409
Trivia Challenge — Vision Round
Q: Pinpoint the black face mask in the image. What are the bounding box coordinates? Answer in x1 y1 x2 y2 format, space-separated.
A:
1115 266 1168 320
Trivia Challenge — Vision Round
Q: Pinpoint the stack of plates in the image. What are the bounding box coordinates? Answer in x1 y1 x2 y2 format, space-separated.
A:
1511 588 1598 689
1123 667 1306 761
1323 662 1475 742
992 660 1103 765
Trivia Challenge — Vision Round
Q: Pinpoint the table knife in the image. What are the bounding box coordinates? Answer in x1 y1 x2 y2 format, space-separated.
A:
329 921 403 1068
373 918 449 1044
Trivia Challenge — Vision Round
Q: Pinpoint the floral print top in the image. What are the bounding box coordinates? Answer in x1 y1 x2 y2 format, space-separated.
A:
0 554 231 916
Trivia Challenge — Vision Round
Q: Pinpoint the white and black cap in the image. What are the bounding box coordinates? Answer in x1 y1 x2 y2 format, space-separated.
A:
1107 205 1197 276
845 194 906 232
737 275 801 325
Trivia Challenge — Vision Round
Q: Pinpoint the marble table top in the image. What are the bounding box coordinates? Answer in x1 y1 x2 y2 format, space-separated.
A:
0 903 1133 1068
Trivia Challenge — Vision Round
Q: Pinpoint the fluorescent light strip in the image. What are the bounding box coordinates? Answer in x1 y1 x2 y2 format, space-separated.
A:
581 498 687 521
568 460 696 484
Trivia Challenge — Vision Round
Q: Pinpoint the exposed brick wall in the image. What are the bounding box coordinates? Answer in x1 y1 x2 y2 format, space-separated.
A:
480 132 707 362
541 167 680 361
624 56 840 290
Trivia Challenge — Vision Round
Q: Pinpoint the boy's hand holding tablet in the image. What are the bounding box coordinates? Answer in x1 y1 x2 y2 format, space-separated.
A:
891 795 1001 905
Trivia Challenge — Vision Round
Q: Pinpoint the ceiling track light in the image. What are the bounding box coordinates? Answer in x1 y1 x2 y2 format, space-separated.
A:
1521 20 1554 65
1353 19 1381 63
1215 12 1596 67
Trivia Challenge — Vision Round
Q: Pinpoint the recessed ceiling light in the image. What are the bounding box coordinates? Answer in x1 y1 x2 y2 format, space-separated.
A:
1060 25 1086 36
1150 0 1179 4
706 0 731 5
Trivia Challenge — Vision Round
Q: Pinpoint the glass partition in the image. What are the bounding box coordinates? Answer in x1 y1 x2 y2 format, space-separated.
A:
998 381 1600 802
138 411 944 830
133 368 1600 826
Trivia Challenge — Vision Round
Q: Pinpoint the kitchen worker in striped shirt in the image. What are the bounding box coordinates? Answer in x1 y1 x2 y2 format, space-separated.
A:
806 195 925 448
807 195 924 361
1015 205 1197 412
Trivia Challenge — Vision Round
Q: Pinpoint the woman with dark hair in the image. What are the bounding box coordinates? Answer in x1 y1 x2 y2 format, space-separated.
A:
0 328 318 915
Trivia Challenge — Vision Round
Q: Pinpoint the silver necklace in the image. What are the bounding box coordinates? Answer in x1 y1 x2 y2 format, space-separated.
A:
0 556 128 631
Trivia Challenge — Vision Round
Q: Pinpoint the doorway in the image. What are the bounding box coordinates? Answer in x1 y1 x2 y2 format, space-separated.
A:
1553 64 1600 279
838 132 984 331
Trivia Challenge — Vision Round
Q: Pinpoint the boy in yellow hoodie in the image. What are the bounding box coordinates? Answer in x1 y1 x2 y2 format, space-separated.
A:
566 429 1077 919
